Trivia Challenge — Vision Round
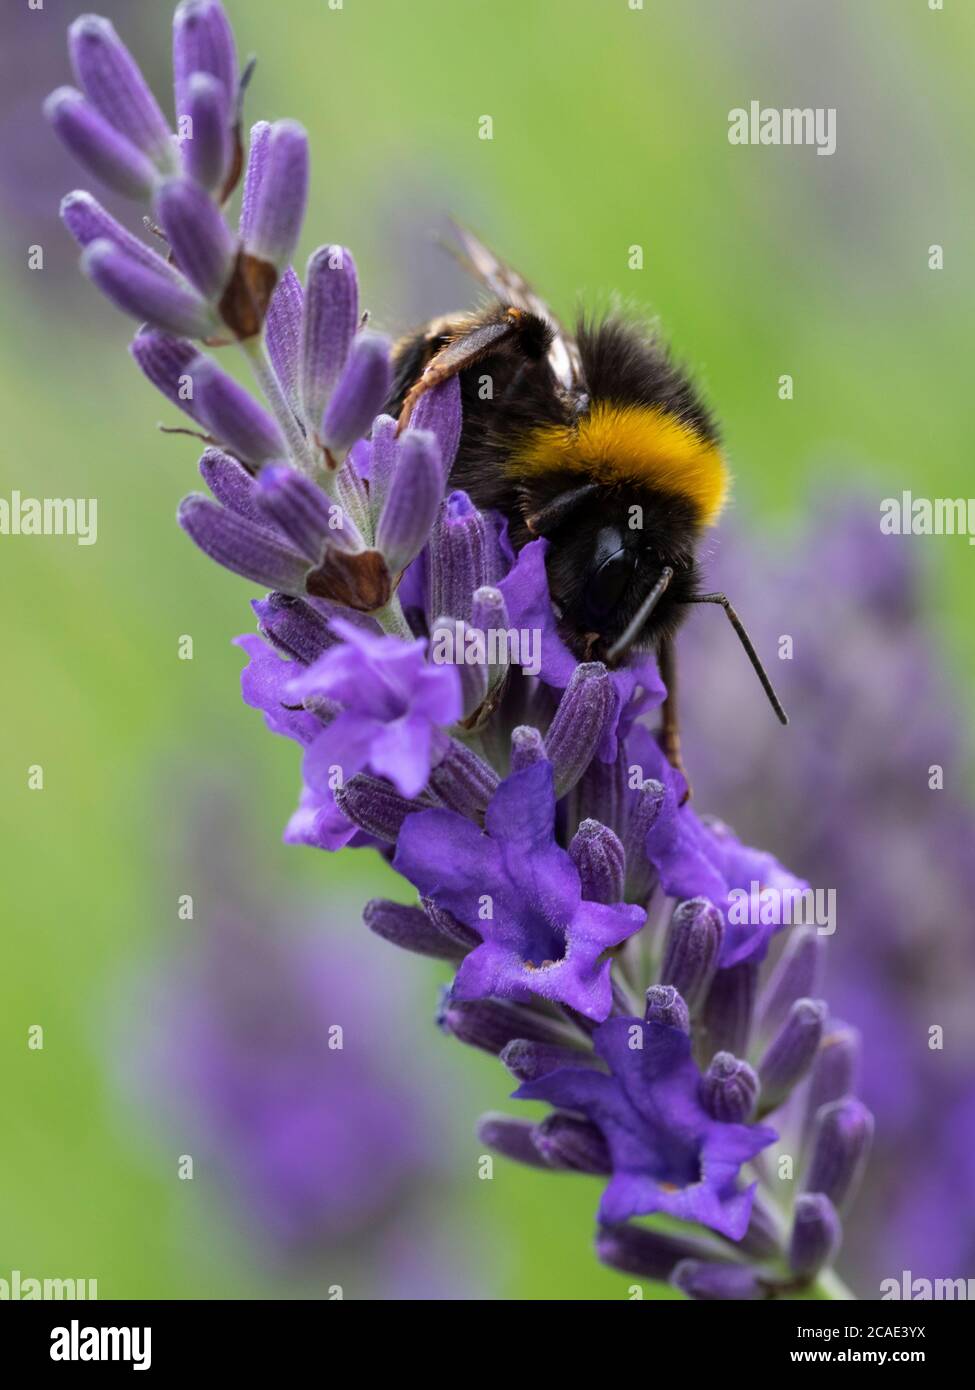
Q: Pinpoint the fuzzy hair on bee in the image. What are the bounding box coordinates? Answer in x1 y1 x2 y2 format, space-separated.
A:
387 224 786 774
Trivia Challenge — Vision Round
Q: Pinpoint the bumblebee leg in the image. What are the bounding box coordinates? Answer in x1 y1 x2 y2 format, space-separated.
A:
396 308 529 431
657 637 691 804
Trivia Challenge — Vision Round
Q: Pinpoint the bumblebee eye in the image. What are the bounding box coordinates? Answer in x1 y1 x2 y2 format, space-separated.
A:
583 545 635 624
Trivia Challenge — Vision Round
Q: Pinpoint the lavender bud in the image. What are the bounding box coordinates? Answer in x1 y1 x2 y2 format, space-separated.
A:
154 176 236 301
702 961 757 1058
61 190 169 271
499 1039 597 1084
199 447 264 521
256 465 335 563
376 429 443 576
597 1225 719 1281
438 996 571 1054
421 899 480 951
365 416 398 519
177 493 309 592
622 777 666 901
733 1193 784 1259
476 1114 549 1170
46 89 157 200
80 238 217 339
510 725 546 773
803 1098 874 1211
320 333 392 457
758 928 825 1038
239 121 270 242
265 268 304 416
660 897 724 1012
430 620 489 720
130 329 207 425
69 15 175 169
470 586 511 687
428 738 498 817
758 997 827 1111
644 983 690 1033
789 1193 842 1281
531 1113 611 1174
809 1025 860 1109
672 1260 766 1301
179 72 232 193
408 377 462 482
252 592 334 664
700 1051 759 1122
544 663 613 797
241 119 309 272
802 1025 861 1147
334 773 430 843
569 819 625 905
173 0 238 111
427 491 502 625
300 245 359 430
363 898 467 962
191 355 287 465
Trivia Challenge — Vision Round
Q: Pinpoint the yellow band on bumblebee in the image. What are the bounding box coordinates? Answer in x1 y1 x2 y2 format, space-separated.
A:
510 402 729 526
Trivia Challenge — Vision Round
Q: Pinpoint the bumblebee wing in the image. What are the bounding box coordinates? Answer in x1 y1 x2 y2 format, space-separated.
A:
445 220 585 397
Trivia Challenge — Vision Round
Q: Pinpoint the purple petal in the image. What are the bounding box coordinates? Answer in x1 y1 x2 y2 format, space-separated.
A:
367 715 433 798
234 632 321 744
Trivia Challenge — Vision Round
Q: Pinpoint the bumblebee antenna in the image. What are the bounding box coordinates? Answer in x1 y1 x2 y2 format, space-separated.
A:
686 591 789 725
605 566 674 664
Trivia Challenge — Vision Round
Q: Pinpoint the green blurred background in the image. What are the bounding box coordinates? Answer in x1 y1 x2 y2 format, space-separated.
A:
1 0 973 1299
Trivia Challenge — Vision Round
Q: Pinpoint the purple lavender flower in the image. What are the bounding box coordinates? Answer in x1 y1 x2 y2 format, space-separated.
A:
288 618 462 799
518 1009 777 1238
51 0 875 1301
395 762 645 1020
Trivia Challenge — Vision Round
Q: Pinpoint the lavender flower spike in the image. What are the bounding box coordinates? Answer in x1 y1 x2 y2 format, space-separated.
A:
49 0 878 1302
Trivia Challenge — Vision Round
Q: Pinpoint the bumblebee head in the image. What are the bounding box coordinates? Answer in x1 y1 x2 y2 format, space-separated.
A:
540 492 702 664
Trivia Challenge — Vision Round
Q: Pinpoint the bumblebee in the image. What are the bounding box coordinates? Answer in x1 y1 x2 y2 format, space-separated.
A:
390 226 786 773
